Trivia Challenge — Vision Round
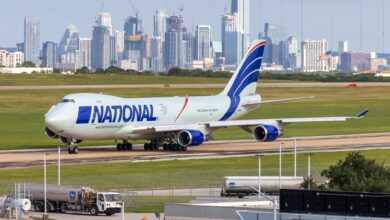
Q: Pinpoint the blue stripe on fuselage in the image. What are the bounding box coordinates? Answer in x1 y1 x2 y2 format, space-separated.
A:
76 106 92 124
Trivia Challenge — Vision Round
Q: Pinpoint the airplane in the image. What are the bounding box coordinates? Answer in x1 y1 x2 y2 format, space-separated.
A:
44 40 369 154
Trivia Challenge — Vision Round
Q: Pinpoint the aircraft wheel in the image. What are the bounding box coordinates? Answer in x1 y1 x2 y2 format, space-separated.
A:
181 146 187 151
126 143 133 151
117 143 121 151
68 147 73 154
73 147 79 154
154 144 159 151
163 144 167 151
144 143 150 151
175 145 181 152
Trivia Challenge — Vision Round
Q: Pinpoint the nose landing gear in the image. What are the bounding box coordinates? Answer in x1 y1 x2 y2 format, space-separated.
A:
67 139 81 154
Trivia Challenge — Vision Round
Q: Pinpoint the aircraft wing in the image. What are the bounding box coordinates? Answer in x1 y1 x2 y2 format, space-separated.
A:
127 109 369 134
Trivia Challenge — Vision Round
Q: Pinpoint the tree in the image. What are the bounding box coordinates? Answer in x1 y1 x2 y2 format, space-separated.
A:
321 152 390 192
94 68 104 74
21 61 36 67
77 66 90 74
105 66 124 74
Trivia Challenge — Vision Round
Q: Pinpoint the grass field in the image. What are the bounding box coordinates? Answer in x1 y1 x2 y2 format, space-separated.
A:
0 74 296 86
0 149 389 194
0 86 389 150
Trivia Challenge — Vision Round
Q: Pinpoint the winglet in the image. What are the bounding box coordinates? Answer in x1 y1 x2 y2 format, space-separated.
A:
356 109 369 119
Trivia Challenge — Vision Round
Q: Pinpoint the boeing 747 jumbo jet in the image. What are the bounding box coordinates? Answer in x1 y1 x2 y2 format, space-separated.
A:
44 40 368 154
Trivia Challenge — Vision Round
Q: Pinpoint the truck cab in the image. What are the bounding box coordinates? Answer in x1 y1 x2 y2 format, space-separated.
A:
93 192 122 216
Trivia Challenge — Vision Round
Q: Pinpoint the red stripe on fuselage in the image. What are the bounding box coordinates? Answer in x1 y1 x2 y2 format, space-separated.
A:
174 96 189 122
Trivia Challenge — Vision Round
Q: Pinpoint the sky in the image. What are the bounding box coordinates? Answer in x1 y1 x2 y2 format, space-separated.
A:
0 0 389 52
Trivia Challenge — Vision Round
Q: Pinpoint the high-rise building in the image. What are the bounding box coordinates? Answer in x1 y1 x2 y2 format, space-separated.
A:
16 43 24 53
338 41 349 54
24 16 40 65
154 10 167 40
221 14 238 55
110 30 124 65
42 41 57 68
263 23 287 64
231 0 250 41
281 36 300 70
96 13 112 34
91 26 111 70
124 16 142 37
164 30 180 70
224 31 245 66
301 40 329 72
58 24 79 54
79 38 91 68
164 16 183 70
340 51 371 72
194 25 212 60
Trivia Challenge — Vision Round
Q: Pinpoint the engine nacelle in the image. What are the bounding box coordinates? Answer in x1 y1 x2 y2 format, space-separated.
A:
45 127 58 139
253 125 281 142
178 130 205 147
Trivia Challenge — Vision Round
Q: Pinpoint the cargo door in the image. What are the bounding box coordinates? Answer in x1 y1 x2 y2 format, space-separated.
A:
97 193 105 212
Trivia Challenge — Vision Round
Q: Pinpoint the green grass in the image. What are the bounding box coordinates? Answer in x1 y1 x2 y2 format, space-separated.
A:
0 86 389 150
124 196 194 213
0 74 229 86
1 149 389 194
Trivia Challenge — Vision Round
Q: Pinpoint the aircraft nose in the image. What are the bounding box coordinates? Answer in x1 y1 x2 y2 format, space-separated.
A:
44 107 70 132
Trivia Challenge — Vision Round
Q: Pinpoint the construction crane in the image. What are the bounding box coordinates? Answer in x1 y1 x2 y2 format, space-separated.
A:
128 0 139 18
178 4 184 19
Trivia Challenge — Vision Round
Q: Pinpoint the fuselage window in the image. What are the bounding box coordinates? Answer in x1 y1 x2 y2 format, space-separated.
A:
60 99 75 103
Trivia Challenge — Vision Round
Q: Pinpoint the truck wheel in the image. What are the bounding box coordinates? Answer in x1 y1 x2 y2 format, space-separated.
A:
106 212 113 216
34 202 43 212
90 206 98 216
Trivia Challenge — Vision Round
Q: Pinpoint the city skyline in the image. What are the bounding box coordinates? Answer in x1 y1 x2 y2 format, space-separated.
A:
0 0 389 52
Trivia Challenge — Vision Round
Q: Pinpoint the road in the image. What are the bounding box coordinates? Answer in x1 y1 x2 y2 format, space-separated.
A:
1 82 390 90
0 133 389 169
21 212 163 220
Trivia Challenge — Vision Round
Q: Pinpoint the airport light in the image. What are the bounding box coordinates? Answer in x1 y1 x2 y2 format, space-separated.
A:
294 139 297 177
257 155 263 199
279 142 283 189
58 146 60 185
43 153 49 219
307 153 313 190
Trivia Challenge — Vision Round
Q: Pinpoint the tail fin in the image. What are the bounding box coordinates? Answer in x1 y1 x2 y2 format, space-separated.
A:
220 39 266 96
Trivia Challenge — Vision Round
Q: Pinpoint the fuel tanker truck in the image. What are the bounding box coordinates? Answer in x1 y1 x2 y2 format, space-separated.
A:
221 176 304 198
29 184 122 216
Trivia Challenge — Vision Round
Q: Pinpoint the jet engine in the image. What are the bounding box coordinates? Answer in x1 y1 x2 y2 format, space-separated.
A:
178 130 205 147
253 125 281 142
45 127 58 139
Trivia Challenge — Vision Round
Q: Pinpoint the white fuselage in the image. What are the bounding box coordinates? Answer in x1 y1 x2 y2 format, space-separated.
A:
44 93 261 141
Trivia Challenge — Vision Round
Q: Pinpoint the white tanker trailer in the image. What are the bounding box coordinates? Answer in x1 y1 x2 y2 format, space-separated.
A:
221 176 304 198
29 184 122 216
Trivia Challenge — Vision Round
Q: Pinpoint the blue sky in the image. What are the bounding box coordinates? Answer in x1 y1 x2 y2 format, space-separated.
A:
0 0 388 52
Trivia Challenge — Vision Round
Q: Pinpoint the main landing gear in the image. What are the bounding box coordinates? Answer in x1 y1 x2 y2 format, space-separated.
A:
144 139 187 152
117 140 133 151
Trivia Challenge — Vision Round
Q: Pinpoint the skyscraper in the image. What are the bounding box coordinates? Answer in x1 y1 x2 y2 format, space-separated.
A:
231 0 250 42
302 40 329 72
96 13 113 34
194 25 212 60
263 23 287 64
91 26 111 70
338 41 349 54
110 30 125 65
24 16 40 65
79 38 91 68
164 16 183 70
124 16 143 60
154 10 167 41
42 41 57 68
58 24 79 56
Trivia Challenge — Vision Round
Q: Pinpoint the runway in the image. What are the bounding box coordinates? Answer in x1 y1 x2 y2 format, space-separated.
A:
0 133 389 169
1 82 390 90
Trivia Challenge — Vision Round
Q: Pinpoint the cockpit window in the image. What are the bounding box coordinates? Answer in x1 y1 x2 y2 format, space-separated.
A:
60 99 75 103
